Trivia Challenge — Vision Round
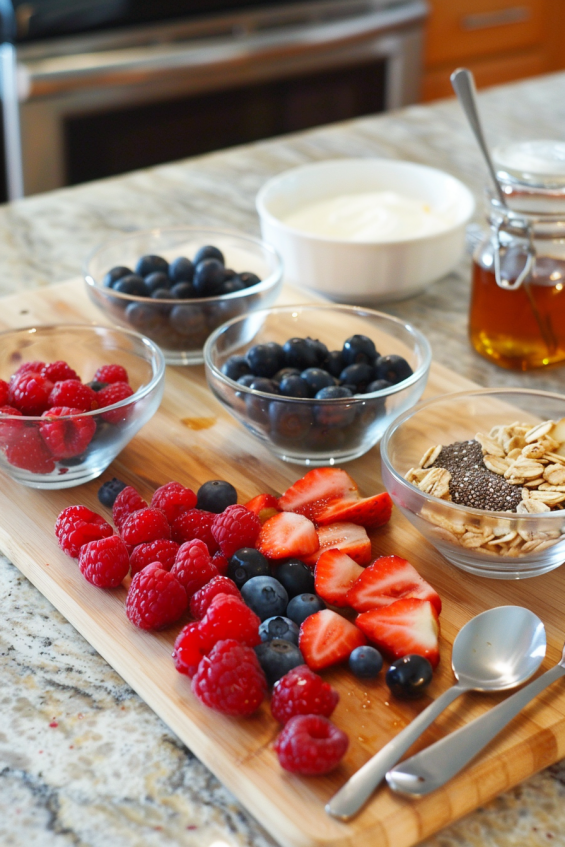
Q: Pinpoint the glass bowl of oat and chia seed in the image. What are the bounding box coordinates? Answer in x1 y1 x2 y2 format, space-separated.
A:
380 388 565 579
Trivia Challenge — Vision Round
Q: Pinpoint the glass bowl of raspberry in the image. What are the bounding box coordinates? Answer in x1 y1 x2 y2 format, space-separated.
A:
204 304 431 465
0 324 165 488
83 226 283 366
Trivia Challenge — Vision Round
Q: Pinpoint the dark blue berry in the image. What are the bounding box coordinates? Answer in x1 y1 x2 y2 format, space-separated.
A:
315 385 353 400
114 274 148 297
339 363 375 393
315 387 356 427
227 548 271 588
86 380 109 392
301 368 336 394
283 337 319 370
169 256 194 283
241 575 289 621
193 245 224 266
219 277 246 294
366 379 392 393
259 616 300 645
248 377 279 394
278 374 311 398
254 639 304 686
304 337 329 366
374 354 413 385
342 334 378 366
286 593 326 626
103 266 132 288
169 304 205 336
135 254 169 278
196 479 237 513
275 559 315 598
193 259 226 296
144 272 170 294
222 355 251 381
170 281 196 299
97 477 128 508
236 271 261 288
385 654 433 699
269 401 313 443
125 301 159 330
272 367 301 384
246 342 285 378
151 288 172 302
324 350 345 378
349 645 383 678
237 373 256 388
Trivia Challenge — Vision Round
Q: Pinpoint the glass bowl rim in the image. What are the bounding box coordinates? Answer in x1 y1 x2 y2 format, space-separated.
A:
381 385 565 522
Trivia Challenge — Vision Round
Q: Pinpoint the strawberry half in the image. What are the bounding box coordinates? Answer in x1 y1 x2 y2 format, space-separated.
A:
315 491 393 529
347 555 442 614
314 548 364 607
299 609 367 671
244 493 280 523
302 522 372 567
277 468 359 522
356 598 440 668
256 511 319 560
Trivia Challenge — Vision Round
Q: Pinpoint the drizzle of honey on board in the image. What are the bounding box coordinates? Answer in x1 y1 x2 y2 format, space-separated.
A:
181 416 216 430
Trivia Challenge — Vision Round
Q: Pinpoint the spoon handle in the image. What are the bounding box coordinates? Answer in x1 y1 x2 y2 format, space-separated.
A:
386 663 565 797
326 683 467 820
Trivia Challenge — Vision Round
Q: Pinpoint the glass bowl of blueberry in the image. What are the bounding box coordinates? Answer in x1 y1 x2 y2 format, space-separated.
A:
83 227 283 365
204 304 431 465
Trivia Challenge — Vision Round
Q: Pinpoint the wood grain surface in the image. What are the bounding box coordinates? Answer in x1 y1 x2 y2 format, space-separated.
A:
1 280 565 847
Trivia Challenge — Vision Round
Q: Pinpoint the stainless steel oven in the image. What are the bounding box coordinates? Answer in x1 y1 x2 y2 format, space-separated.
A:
0 0 427 198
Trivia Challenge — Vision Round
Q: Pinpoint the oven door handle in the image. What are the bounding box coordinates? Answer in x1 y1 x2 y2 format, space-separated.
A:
20 1 428 97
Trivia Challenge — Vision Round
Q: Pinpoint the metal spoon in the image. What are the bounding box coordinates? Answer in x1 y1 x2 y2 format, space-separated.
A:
387 640 565 796
326 606 546 820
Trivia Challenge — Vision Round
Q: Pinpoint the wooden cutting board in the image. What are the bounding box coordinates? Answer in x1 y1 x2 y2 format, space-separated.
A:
1 279 565 847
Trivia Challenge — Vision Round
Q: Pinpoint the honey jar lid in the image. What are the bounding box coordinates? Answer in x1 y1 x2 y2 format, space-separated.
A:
492 140 565 188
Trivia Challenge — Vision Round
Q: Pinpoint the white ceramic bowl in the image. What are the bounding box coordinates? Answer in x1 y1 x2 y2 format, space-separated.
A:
256 158 475 303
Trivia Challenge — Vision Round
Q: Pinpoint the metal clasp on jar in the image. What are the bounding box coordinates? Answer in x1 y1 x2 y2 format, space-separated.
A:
493 215 536 290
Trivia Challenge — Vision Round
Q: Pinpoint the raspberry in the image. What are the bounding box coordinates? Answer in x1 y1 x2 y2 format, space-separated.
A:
48 380 98 413
39 406 96 460
120 507 171 547
172 622 210 677
93 364 129 385
273 715 349 775
0 405 24 448
126 563 187 630
211 551 229 576
78 535 130 587
198 593 261 648
112 485 147 531
8 372 54 415
211 504 261 558
97 382 134 424
55 505 113 557
189 575 240 620
5 427 56 474
170 539 218 598
191 639 267 716
0 380 8 405
41 361 80 383
171 509 219 554
150 482 197 524
129 538 179 577
12 361 45 378
270 665 339 724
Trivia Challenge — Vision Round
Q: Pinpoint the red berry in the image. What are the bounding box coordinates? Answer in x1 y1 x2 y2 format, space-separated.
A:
8 372 54 415
0 380 9 405
189 575 240 620
270 665 339 724
0 405 24 448
126 563 187 630
211 551 229 576
12 361 45 379
129 538 179 577
170 539 218 598
198 593 261 648
120 507 171 547
150 482 197 524
48 380 98 413
112 485 147 532
5 427 56 474
171 509 219 554
55 505 113 558
211 504 261 558
172 622 210 677
191 639 267 716
94 364 129 385
39 406 96 460
41 361 80 383
97 382 134 424
79 535 130 587
274 715 349 775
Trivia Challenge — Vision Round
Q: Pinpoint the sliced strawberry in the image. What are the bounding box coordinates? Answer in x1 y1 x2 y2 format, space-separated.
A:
299 609 367 671
277 468 359 522
256 511 319 560
356 598 440 668
314 548 364 607
347 555 442 615
315 491 393 529
244 493 280 523
302 522 372 568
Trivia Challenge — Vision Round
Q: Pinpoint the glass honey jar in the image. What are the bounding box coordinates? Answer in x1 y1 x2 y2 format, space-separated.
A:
470 140 565 370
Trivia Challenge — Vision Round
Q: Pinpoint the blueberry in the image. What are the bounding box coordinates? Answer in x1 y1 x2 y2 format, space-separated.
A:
196 479 237 513
144 271 170 294
135 254 169 278
241 575 289 621
193 245 224 266
113 274 148 297
366 379 392 393
339 363 375 393
314 386 356 427
275 559 315 598
193 258 226 296
222 355 251 382
86 380 109 392
245 377 279 424
278 374 311 398
223 268 236 280
315 385 353 400
236 271 261 288
349 645 383 678
170 281 196 299
125 301 159 330
236 373 256 391
259 616 300 645
151 288 172 301
169 256 194 283
342 334 378 366
248 376 279 394
254 639 304 686
386 654 433 699
374 354 413 385
304 337 329 366
324 350 345 378
273 367 301 384
301 368 336 394
228 547 271 588
246 342 285 378
169 304 204 336
219 277 246 294
286 593 326 626
283 337 318 370
269 401 313 443
304 424 346 452
103 266 132 288
97 477 128 508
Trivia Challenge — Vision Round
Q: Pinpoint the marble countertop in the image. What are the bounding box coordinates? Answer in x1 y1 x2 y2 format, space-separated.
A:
2 71 565 847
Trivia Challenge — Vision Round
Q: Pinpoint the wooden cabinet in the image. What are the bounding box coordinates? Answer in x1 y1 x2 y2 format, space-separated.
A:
421 0 565 100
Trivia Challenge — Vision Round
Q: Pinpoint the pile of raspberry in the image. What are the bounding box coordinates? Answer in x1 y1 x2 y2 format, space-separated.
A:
0 361 134 474
54 476 348 775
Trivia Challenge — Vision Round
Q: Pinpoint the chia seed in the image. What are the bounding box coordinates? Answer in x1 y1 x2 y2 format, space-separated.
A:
432 439 523 512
